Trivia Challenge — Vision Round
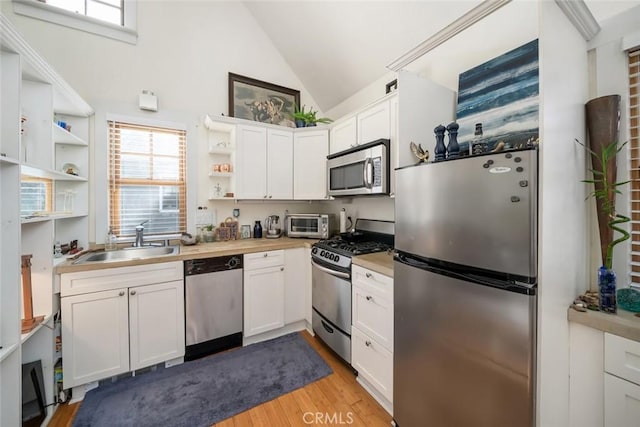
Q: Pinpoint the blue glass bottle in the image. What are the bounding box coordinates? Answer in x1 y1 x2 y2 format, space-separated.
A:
598 266 617 314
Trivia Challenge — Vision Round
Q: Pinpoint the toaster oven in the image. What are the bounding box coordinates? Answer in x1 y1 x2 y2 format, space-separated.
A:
285 214 336 239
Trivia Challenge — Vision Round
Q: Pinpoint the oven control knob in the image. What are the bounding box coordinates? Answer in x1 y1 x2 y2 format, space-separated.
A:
312 247 318 255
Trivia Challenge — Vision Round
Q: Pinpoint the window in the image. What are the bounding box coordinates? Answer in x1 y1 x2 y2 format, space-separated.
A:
13 0 137 44
108 121 186 237
629 48 639 283
42 0 123 26
20 177 52 217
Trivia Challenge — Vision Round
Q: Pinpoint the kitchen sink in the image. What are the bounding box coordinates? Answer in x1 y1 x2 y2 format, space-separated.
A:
72 245 180 264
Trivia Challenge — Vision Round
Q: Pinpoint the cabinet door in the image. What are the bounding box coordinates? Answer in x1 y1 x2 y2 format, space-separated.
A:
604 373 640 427
129 280 185 371
266 128 293 199
236 125 267 199
329 115 356 154
293 130 328 200
284 247 309 324
244 266 285 337
61 289 129 388
352 327 393 402
357 99 390 145
352 283 393 352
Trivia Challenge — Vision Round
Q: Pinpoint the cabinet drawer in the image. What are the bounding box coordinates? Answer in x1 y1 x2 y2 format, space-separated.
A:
605 333 640 386
244 250 284 270
352 265 393 301
352 327 393 403
352 283 393 352
604 373 640 427
61 261 184 297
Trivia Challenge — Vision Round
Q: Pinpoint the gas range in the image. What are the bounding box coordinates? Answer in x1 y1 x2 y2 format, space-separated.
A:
311 219 394 273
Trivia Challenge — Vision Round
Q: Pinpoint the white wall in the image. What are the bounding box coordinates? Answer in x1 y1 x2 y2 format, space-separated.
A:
537 2 590 427
1 1 330 241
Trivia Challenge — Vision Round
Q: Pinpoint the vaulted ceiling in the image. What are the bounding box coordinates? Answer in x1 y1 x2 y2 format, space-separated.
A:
243 0 640 112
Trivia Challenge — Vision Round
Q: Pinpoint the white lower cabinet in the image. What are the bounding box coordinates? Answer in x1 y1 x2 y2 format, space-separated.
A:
604 332 640 427
244 250 285 337
351 264 393 410
60 262 185 389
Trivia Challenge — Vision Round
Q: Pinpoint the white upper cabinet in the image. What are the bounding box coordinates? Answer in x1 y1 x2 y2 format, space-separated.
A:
329 115 357 154
293 130 328 200
357 98 391 145
235 124 293 200
266 128 293 200
236 125 268 199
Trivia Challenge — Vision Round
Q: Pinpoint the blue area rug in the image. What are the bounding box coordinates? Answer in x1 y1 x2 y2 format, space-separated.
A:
73 332 332 427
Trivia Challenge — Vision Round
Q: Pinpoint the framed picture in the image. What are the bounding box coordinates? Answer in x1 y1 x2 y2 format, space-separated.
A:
228 73 300 127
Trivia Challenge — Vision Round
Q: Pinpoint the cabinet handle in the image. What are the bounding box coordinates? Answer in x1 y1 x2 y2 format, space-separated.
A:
263 195 267 199
130 290 136 296
280 267 284 271
365 340 372 347
366 295 373 301
263 253 268 258
118 291 125 297
269 195 273 199
365 272 373 279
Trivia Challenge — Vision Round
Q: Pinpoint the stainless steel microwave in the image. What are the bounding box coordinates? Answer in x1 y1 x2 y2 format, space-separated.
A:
285 214 335 239
327 139 390 197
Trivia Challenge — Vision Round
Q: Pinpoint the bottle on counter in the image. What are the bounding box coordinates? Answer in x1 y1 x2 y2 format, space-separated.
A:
105 227 117 251
253 220 262 239
54 241 62 258
470 123 487 155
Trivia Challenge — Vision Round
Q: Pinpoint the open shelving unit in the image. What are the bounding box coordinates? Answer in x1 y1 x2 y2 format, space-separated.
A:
1 12 93 427
204 114 236 199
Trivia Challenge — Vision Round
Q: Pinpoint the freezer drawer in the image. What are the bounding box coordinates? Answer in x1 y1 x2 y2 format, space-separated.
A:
393 260 536 427
313 309 351 363
395 149 537 280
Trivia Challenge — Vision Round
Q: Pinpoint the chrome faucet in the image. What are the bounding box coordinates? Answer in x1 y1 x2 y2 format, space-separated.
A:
134 220 149 247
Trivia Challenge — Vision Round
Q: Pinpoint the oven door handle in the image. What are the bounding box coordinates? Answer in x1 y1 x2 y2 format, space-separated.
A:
311 259 350 279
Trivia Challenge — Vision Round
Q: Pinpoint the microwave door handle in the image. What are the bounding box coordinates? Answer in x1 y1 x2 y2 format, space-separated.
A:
363 158 373 189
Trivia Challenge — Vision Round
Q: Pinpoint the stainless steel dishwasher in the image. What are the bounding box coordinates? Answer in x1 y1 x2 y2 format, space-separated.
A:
184 255 243 361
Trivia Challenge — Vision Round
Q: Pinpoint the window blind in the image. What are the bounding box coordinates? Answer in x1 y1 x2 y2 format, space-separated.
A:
108 121 187 237
629 49 640 283
20 177 52 217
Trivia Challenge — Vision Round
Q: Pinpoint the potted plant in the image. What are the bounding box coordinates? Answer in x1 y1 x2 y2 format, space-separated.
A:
304 108 333 127
203 224 215 243
579 138 630 313
291 104 311 128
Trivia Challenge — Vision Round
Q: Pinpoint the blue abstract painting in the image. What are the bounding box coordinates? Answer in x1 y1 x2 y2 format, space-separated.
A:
456 39 539 154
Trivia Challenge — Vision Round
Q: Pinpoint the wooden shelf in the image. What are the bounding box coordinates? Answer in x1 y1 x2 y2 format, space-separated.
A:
21 164 87 181
53 123 87 146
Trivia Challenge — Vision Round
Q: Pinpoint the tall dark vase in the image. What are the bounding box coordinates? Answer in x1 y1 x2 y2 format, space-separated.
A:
585 95 621 267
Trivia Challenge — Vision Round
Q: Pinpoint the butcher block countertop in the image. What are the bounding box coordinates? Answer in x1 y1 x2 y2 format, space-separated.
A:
568 306 640 342
55 237 316 274
352 251 394 277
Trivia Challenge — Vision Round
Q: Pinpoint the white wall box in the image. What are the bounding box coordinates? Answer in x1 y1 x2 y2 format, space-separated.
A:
293 130 329 200
60 262 185 389
1 12 94 426
351 264 393 413
244 250 286 337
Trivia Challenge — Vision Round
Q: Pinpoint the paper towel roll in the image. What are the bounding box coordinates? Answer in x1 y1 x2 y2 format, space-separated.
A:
339 209 347 233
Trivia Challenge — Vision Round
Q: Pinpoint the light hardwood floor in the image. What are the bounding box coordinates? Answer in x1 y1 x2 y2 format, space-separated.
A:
49 331 392 427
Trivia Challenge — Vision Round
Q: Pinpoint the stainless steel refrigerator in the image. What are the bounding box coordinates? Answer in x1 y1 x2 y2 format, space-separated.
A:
393 148 537 427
